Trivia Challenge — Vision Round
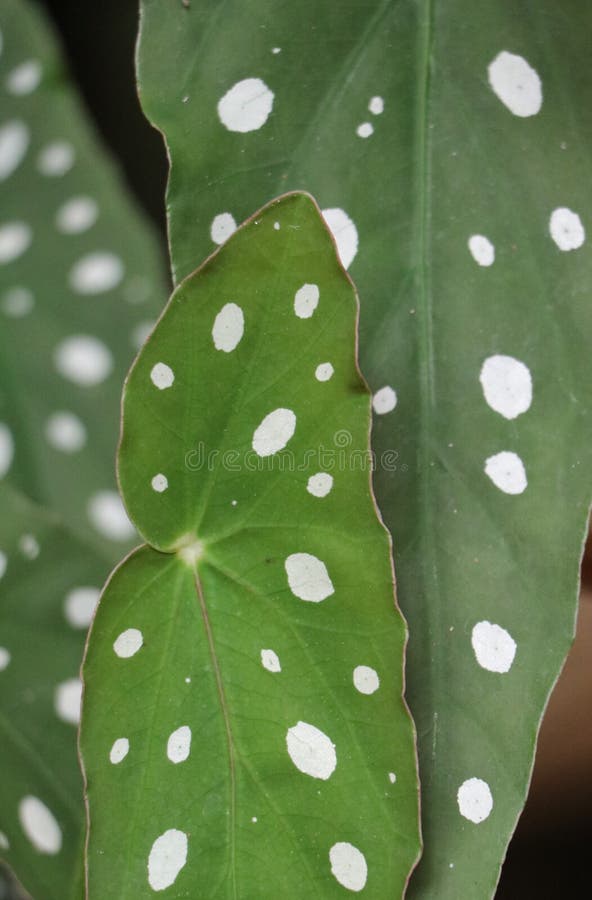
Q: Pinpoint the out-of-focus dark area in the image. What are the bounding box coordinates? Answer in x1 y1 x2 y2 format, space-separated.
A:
25 1 592 896
41 0 168 237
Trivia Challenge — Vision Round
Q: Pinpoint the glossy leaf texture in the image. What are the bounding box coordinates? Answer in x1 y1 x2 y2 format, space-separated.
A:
80 192 421 899
137 2 592 896
0 484 110 900
0 0 166 557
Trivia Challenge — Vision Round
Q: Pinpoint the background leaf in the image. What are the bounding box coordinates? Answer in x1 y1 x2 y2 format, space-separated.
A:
0 1 167 896
81 192 420 898
136 2 592 896
1 0 166 556
0 484 110 900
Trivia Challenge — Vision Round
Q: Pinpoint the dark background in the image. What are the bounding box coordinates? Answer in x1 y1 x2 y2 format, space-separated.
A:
28 1 592 896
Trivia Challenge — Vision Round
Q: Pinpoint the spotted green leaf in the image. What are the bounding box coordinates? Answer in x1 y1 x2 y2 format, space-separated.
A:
0 483 111 900
80 192 420 898
0 2 166 896
0 0 166 557
137 2 592 896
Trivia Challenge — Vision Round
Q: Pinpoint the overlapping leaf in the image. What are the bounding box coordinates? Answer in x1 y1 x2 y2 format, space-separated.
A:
137 2 592 896
80 192 420 898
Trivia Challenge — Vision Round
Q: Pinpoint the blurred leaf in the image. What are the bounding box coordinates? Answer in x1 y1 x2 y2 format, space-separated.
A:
80 192 420 898
0 484 110 900
0 0 167 557
137 2 592 896
0 1 167 896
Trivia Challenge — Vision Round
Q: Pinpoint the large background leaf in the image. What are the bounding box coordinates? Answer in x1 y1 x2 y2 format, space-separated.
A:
0 484 110 900
0 1 166 896
137 1 592 896
1 0 166 556
81 193 420 898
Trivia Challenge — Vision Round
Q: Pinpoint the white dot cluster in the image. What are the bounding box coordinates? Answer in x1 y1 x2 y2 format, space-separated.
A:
0 45 165 548
113 237 399 891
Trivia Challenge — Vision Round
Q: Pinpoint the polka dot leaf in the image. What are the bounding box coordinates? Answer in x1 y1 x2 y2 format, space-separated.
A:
0 483 110 900
80 193 421 898
0 0 166 559
0 2 166 897
137 4 592 898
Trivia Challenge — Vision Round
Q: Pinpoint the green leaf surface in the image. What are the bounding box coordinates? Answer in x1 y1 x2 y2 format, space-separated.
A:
137 2 592 896
80 192 420 898
0 0 166 557
0 2 167 896
0 484 110 900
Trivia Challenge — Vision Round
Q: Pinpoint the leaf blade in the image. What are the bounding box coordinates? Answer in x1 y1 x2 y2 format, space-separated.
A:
136 2 592 896
81 192 421 898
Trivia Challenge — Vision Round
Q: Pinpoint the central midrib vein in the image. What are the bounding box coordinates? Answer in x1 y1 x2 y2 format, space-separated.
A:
415 0 439 763
193 568 237 900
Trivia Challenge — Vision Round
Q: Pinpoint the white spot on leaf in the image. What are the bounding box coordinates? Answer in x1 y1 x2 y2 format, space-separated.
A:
372 386 397 414
356 122 373 138
353 665 380 695
54 335 113 386
217 78 274 133
294 283 319 319
167 726 192 764
549 207 585 251
468 235 495 267
151 473 168 493
322 208 358 269
19 533 39 560
6 60 42 95
388 772 397 784
457 777 493 823
113 628 143 659
315 362 334 382
369 96 384 115
329 842 368 892
54 678 82 725
252 408 296 456
471 621 517 673
88 491 134 540
261 649 281 672
480 355 532 419
285 552 334 602
64 586 99 629
150 362 175 390
0 423 14 477
109 738 129 764
69 252 124 294
37 141 74 176
56 196 98 234
0 221 31 264
286 721 336 780
488 51 542 117
307 472 333 498
210 212 237 244
0 120 29 181
0 647 11 671
0 552 6 580
147 829 188 891
45 411 87 453
2 286 34 317
484 451 527 495
212 302 244 352
18 796 62 855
